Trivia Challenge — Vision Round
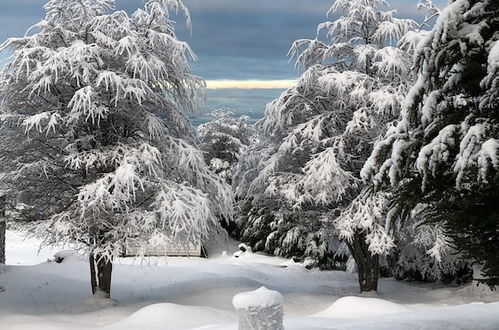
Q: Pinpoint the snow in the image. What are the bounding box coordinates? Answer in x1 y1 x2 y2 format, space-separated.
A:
1 0 232 270
488 40 499 67
237 0 427 266
310 303 499 330
232 287 283 309
53 250 79 263
313 296 411 318
2 230 499 330
478 138 499 181
5 231 63 265
416 124 459 183
110 303 235 330
73 290 119 311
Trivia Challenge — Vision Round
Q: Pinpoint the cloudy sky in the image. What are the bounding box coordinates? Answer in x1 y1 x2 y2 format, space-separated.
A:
0 0 447 121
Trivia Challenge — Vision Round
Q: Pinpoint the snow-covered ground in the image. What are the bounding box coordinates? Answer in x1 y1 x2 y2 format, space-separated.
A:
1 231 499 330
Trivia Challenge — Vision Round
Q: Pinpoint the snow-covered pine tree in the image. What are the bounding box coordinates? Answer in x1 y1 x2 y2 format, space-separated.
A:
235 0 419 290
0 117 20 265
198 109 253 184
417 0 441 31
393 210 469 283
363 0 499 286
0 0 232 297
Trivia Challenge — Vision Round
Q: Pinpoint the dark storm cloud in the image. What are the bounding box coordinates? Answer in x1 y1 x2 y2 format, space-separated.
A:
171 0 447 79
0 0 447 80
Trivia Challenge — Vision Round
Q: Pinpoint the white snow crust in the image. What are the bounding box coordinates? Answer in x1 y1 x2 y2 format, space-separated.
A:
232 286 283 309
1 231 499 330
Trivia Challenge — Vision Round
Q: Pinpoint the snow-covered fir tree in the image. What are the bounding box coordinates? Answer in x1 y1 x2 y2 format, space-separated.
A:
235 0 422 290
0 0 232 297
197 109 253 184
393 211 469 283
363 0 499 286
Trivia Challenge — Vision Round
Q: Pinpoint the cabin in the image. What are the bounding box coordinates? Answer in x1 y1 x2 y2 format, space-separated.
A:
123 240 207 258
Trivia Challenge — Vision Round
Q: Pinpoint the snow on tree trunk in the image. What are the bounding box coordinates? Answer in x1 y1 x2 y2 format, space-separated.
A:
89 253 113 297
0 195 5 264
233 287 284 330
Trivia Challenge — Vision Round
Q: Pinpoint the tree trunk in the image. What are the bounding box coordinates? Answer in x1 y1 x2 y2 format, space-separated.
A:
347 231 380 292
0 195 6 265
89 254 97 295
89 253 113 297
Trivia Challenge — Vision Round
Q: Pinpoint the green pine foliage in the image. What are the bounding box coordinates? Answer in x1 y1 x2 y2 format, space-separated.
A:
363 0 499 287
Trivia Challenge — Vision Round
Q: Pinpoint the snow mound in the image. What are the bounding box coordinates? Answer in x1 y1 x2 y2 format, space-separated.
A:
5 231 63 265
232 286 283 309
65 291 118 313
313 296 411 319
54 250 79 263
110 303 235 329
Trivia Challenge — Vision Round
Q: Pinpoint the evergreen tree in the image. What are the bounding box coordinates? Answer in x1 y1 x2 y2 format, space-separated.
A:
363 0 499 286
0 0 232 297
197 109 253 184
235 0 419 291
393 214 469 283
